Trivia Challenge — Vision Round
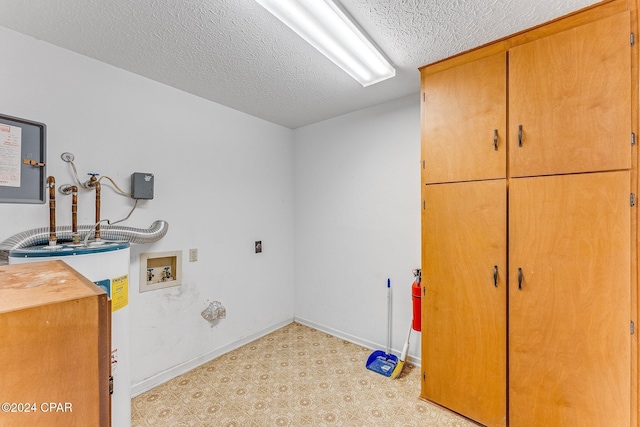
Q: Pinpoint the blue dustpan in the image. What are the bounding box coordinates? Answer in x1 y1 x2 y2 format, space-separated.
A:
366 279 398 377
366 350 398 377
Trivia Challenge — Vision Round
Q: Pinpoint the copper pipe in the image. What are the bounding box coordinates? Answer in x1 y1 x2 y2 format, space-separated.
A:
90 176 101 240
47 176 57 245
71 186 78 232
71 186 80 244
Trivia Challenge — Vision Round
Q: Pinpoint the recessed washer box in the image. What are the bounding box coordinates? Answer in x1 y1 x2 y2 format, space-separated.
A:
140 250 182 292
131 172 154 199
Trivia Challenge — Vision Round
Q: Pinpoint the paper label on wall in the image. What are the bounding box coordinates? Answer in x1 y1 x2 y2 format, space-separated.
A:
111 349 118 376
111 275 129 312
0 122 22 187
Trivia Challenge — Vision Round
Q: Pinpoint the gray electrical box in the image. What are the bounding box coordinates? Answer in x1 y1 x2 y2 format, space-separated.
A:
131 172 154 199
0 114 47 204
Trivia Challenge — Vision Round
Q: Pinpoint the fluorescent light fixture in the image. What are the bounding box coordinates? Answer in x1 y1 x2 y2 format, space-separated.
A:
254 0 395 87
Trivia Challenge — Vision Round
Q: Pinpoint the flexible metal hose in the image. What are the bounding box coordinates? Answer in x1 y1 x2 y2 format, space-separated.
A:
0 220 169 264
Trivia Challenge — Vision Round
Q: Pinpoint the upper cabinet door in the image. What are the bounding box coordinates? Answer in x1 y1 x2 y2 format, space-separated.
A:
509 12 631 177
421 52 506 184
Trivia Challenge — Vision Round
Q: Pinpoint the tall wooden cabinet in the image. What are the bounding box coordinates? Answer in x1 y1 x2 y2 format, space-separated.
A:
420 1 637 426
0 260 111 427
509 171 631 426
422 179 507 427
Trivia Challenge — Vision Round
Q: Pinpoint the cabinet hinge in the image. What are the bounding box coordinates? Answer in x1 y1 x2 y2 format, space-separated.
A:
422 160 425 169
423 200 426 210
631 193 636 207
423 372 426 381
632 33 636 46
631 321 635 335
632 132 636 146
109 376 114 395
422 93 425 102
423 286 426 296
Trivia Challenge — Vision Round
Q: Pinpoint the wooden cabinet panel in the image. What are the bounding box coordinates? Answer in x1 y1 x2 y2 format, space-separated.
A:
0 261 111 427
422 179 507 427
509 171 631 427
421 52 506 184
420 3 636 426
509 12 631 177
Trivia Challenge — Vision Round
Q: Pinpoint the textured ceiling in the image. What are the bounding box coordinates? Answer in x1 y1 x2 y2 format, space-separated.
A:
0 0 600 129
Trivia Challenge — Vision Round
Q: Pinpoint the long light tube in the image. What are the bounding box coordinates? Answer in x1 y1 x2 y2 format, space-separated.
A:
254 0 395 87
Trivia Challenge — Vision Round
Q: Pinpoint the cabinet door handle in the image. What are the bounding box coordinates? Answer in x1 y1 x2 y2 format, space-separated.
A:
517 268 523 290
518 125 523 147
493 129 498 151
493 265 498 287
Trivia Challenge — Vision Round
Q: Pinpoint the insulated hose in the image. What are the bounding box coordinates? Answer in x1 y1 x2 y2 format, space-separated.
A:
0 220 169 264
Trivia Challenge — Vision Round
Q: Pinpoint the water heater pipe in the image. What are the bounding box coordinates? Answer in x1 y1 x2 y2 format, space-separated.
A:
71 186 80 244
47 176 57 246
89 175 102 241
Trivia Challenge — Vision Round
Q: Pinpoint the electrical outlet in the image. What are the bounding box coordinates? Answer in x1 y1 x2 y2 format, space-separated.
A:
189 248 198 262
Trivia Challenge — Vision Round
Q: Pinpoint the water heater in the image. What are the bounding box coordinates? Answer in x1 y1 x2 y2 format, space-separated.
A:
9 242 131 427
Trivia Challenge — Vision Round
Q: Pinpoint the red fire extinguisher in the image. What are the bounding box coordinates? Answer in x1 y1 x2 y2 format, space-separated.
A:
412 269 422 332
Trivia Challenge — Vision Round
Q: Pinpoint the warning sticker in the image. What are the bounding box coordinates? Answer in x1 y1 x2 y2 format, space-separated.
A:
111 275 128 312
111 348 118 375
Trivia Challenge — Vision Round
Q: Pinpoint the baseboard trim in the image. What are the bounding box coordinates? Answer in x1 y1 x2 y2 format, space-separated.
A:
293 317 421 367
132 316 421 396
131 317 294 397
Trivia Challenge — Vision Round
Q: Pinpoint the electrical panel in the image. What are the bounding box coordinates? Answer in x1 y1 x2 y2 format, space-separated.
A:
0 114 47 204
131 172 154 200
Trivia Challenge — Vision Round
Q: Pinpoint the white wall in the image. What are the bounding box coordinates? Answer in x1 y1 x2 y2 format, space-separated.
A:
1 24 422 393
0 27 295 393
293 95 422 361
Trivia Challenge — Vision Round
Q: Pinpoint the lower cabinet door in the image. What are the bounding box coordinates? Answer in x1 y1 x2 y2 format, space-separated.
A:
509 171 631 427
422 179 507 427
